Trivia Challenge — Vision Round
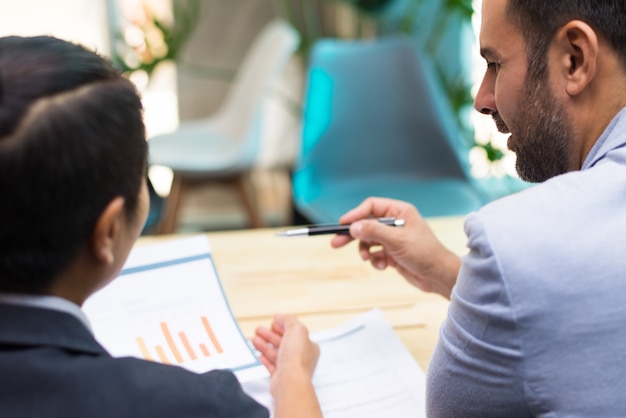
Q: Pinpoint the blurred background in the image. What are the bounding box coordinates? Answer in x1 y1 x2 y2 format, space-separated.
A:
0 0 525 234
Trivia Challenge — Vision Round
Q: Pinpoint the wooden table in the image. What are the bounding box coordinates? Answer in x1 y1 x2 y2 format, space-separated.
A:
139 216 468 371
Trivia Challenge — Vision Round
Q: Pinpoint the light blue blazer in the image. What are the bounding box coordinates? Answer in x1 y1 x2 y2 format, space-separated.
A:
427 107 626 417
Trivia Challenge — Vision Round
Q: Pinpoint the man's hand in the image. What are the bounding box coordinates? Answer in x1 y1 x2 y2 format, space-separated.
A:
331 197 460 298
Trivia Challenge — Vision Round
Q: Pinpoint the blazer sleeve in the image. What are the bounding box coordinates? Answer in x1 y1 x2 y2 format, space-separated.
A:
425 212 531 417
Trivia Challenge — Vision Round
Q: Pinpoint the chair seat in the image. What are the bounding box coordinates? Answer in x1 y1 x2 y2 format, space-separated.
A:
149 125 255 176
294 175 484 223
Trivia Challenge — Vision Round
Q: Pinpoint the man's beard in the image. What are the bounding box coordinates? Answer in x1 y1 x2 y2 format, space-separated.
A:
494 73 573 183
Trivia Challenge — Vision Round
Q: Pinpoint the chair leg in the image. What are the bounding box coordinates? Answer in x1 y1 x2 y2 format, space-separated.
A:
234 173 263 228
158 173 185 234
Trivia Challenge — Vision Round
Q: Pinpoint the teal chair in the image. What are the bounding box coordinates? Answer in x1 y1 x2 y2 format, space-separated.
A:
292 37 486 223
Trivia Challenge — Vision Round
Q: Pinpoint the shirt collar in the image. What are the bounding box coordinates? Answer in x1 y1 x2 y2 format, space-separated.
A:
0 293 92 333
582 106 626 170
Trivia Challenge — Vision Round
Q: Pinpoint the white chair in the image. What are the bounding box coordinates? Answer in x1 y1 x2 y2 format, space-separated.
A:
148 19 300 233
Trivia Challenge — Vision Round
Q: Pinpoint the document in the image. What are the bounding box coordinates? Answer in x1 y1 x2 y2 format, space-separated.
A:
243 308 427 417
84 236 427 416
82 236 267 382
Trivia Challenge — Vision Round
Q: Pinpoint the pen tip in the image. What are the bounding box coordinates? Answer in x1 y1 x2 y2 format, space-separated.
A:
275 232 288 237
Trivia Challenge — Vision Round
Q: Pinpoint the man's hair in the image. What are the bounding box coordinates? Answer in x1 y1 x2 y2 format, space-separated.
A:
0 36 147 293
506 0 626 79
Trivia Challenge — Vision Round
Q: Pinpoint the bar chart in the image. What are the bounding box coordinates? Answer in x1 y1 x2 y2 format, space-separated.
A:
135 316 224 364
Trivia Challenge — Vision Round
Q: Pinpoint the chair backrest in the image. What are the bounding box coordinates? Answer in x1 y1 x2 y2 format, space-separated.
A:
296 36 473 187
214 19 300 139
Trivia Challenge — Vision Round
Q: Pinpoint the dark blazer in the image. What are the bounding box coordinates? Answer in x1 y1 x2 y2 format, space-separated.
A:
0 303 268 418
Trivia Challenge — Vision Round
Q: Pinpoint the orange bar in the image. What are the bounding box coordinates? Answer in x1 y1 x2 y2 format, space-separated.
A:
136 337 153 361
179 331 197 360
160 322 184 364
202 316 223 353
155 345 170 364
200 343 210 357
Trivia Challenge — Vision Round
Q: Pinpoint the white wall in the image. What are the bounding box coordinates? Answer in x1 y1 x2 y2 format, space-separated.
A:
0 0 110 54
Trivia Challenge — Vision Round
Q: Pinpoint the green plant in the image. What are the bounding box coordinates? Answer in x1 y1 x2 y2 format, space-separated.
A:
112 0 201 77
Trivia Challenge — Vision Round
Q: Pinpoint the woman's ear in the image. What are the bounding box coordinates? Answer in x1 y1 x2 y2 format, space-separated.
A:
91 197 125 265
554 20 599 97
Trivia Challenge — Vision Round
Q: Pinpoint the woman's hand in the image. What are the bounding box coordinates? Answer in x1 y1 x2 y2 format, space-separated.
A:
253 315 322 418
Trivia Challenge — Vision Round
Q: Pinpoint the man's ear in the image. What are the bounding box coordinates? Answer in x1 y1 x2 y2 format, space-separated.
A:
91 197 125 266
554 20 599 97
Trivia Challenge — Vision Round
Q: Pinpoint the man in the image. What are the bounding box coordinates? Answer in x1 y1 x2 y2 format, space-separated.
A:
0 36 322 418
332 0 626 415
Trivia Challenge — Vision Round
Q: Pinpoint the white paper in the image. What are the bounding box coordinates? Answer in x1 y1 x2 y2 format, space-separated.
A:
83 236 267 382
242 308 427 417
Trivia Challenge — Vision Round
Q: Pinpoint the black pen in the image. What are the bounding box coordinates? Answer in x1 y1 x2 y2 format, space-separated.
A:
276 217 405 237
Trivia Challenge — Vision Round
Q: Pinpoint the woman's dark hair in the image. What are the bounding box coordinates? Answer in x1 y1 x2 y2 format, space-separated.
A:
0 36 147 293
506 0 626 80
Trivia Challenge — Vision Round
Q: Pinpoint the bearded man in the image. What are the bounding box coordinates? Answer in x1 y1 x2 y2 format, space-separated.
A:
332 0 626 415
